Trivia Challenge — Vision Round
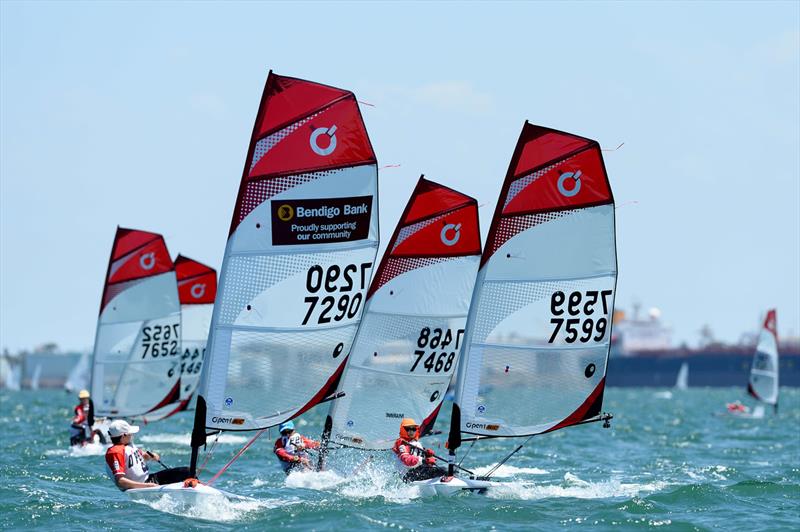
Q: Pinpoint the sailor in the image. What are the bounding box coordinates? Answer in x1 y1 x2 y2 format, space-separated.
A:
392 418 448 482
104 420 191 490
726 400 749 414
273 421 319 474
68 390 93 446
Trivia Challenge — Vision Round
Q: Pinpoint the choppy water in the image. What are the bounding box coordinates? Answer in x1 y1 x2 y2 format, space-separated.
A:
0 388 798 530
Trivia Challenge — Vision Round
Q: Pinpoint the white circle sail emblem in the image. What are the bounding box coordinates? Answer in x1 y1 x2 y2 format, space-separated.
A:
440 223 462 246
310 125 338 156
557 170 582 197
139 252 156 270
190 283 206 299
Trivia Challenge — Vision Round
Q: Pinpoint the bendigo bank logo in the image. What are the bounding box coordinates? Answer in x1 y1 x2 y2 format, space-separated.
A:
277 204 295 222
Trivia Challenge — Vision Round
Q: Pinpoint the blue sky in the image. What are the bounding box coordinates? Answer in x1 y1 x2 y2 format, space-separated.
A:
1 1 798 352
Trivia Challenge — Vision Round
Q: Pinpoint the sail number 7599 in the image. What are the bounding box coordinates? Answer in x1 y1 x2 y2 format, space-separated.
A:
548 290 612 344
302 262 373 325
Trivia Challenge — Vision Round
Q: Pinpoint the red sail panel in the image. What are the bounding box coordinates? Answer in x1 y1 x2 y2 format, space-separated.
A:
231 71 376 234
175 255 217 305
256 74 350 138
101 227 174 313
763 309 778 340
368 177 481 297
248 98 375 180
484 123 613 265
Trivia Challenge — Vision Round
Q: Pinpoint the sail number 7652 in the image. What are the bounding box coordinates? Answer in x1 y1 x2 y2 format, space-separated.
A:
548 289 612 343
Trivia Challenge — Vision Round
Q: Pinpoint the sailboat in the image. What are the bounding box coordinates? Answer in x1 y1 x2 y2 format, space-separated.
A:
174 255 217 410
675 361 689 390
726 309 779 418
65 350 91 393
318 177 481 462
88 227 182 437
420 122 618 496
127 71 379 502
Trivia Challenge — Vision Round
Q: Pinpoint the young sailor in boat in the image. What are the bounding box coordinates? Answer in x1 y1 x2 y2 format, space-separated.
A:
392 418 449 482
68 389 105 446
726 400 750 414
274 421 320 474
105 420 190 490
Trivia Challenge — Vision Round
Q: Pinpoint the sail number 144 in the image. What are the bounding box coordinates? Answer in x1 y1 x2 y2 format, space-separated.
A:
548 290 613 343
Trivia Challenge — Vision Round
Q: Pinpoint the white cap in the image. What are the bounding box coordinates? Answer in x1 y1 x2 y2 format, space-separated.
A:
108 419 140 437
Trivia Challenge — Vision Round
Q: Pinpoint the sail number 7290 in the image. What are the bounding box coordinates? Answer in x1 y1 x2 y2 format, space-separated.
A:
548 289 612 343
301 262 373 325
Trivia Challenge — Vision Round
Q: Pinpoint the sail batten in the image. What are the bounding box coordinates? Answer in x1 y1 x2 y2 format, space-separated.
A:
198 72 379 432
450 123 617 446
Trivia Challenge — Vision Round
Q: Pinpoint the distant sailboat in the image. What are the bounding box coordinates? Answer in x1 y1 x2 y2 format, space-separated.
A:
65 351 91 393
675 361 689 390
89 227 183 420
724 309 778 418
747 309 779 412
30 363 42 390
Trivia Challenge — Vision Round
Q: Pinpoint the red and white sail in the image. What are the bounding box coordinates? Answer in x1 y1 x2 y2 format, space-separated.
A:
748 309 779 406
325 177 481 449
449 123 617 443
90 227 182 418
175 255 217 405
199 72 379 431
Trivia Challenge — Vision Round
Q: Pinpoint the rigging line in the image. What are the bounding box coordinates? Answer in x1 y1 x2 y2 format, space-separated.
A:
206 427 268 485
380 164 401 169
457 439 476 468
601 142 624 152
481 435 534 480
197 431 221 475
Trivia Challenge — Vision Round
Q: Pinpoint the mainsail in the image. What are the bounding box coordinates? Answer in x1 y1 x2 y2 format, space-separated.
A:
175 255 217 407
323 177 481 450
90 227 183 418
196 71 379 435
747 309 779 408
448 122 617 452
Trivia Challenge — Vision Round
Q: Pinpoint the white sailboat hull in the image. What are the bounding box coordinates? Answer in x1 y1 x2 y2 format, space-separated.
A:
411 476 494 497
126 482 249 504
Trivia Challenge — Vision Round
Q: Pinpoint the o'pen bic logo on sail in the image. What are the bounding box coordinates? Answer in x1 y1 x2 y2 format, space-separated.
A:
271 196 373 246
441 223 461 246
310 125 337 156
557 170 582 197
139 252 156 270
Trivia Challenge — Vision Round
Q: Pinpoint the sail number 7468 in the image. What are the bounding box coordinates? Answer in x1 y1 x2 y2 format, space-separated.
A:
410 327 465 373
548 289 612 344
302 262 373 325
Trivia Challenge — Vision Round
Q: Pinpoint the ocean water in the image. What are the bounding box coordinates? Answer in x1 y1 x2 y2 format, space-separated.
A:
0 388 798 531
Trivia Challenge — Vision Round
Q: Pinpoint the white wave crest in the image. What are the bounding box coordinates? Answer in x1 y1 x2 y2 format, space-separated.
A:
470 464 549 477
487 472 667 500
131 491 289 522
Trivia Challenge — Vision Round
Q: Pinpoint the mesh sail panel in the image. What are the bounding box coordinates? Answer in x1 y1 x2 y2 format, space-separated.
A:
91 272 182 417
178 303 213 402
330 310 469 449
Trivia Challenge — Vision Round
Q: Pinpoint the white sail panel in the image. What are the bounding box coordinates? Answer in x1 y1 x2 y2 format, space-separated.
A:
327 178 481 449
451 124 617 442
748 309 779 405
199 72 379 432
